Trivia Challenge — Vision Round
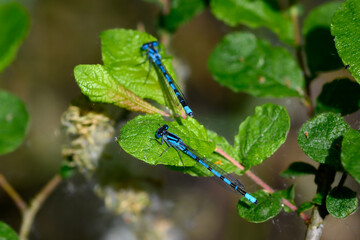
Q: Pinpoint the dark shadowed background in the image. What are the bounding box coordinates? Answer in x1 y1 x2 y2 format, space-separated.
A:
1 0 360 239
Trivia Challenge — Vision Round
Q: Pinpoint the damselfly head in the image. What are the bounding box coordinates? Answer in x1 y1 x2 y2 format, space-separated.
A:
141 41 159 51
155 124 168 138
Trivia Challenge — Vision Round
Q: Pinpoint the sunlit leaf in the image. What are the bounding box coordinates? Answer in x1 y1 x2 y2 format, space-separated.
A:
326 187 358 218
235 104 290 169
118 114 215 167
297 113 350 169
208 32 305 98
331 0 360 84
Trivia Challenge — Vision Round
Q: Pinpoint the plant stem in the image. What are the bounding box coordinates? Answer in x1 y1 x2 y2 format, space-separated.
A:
338 173 347 188
215 147 310 223
0 174 27 214
305 164 336 240
305 206 324 240
19 174 62 240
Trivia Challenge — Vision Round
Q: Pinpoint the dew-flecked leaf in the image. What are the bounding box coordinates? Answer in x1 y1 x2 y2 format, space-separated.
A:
235 104 290 169
74 64 166 115
238 190 282 223
341 129 360 184
331 0 360 84
0 90 29 155
118 114 215 167
326 186 358 218
210 0 294 44
297 112 350 169
208 32 305 98
0 2 29 73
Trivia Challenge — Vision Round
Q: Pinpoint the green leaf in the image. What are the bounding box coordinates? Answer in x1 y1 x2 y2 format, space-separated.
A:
331 0 360 84
208 32 305 98
205 129 238 174
118 114 216 167
326 186 358 218
297 113 350 169
100 29 179 106
210 0 294 44
315 79 360 116
303 1 343 75
59 163 76 179
0 221 18 240
280 162 317 178
238 190 282 223
279 184 295 200
235 104 290 169
160 0 206 32
297 202 314 214
167 129 238 177
278 185 296 213
0 90 29 155
312 193 325 205
74 64 166 115
341 129 360 184
0 2 29 73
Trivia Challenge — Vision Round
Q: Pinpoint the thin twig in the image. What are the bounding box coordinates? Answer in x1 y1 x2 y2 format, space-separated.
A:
215 147 310 223
19 174 62 240
0 173 27 214
338 173 347 188
305 206 324 240
291 3 329 239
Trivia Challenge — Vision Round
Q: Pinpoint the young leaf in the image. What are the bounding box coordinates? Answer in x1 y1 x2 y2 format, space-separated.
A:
341 129 360 184
315 78 360 116
0 90 29 155
279 184 295 201
160 0 206 32
280 162 317 178
331 0 360 84
210 0 294 45
0 221 18 240
297 202 314 214
326 187 358 218
100 29 179 106
0 2 29 73
278 185 296 213
235 104 290 169
312 193 325 205
118 114 215 167
74 64 166 115
238 190 282 223
303 1 343 75
297 113 350 169
208 32 305 98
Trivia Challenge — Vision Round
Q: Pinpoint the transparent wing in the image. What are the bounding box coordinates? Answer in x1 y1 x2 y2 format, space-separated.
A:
177 141 246 193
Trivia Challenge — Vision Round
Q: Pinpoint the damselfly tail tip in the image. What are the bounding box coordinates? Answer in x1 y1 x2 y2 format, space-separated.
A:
245 193 258 204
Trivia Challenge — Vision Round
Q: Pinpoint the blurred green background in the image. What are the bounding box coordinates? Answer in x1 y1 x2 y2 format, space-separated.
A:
1 0 360 239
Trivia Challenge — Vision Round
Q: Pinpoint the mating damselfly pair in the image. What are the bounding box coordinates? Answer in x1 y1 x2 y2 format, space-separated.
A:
140 41 257 204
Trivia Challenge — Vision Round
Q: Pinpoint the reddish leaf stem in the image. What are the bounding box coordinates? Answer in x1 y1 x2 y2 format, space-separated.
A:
215 147 310 223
